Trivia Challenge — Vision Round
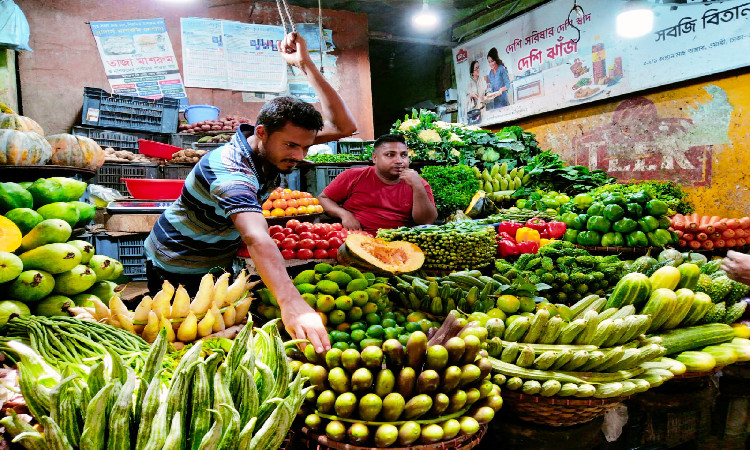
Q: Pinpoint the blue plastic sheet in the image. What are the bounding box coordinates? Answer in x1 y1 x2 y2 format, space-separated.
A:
0 0 31 52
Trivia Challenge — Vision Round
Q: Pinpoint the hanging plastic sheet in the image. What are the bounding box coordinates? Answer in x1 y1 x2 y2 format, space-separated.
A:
0 0 31 51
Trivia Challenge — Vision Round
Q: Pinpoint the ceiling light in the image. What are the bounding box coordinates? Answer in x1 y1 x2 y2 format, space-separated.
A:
413 1 439 30
617 1 654 38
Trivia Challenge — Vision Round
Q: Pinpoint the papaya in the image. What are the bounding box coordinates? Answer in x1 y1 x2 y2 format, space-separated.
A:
0 182 33 211
52 265 97 296
0 251 22 283
27 178 66 207
36 202 80 229
67 240 95 264
33 295 72 317
20 219 72 252
71 201 96 228
19 243 82 274
17 181 31 190
7 269 55 302
48 177 86 202
4 208 44 235
0 216 21 252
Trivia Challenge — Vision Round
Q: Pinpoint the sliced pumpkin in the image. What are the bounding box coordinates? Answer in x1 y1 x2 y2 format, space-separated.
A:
0 215 22 252
464 190 499 218
337 234 424 275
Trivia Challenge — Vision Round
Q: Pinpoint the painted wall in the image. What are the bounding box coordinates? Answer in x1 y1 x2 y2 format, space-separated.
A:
15 0 374 138
500 68 750 218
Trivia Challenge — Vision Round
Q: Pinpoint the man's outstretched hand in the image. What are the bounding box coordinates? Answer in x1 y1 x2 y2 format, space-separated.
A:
722 250 750 286
281 295 331 354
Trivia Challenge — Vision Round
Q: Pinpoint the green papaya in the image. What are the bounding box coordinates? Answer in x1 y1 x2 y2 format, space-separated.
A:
0 182 33 211
17 181 32 190
0 251 23 283
27 178 66 207
52 265 98 296
48 177 87 202
4 208 44 234
7 270 55 302
34 295 72 317
71 201 96 228
19 243 82 274
67 240 95 264
20 219 72 252
36 202 80 228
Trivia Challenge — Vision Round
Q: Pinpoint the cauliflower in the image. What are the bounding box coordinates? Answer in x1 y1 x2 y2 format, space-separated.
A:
450 148 461 157
449 133 463 143
418 129 442 143
427 150 438 159
466 125 481 131
435 121 451 129
398 119 421 131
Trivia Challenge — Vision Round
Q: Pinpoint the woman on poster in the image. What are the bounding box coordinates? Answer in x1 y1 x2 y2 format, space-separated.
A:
486 47 510 110
465 60 486 125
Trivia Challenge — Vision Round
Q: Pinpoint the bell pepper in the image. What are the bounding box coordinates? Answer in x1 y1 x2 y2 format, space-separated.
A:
516 227 541 243
603 204 625 222
498 239 520 257
546 221 567 239
516 199 528 209
542 198 560 209
556 194 571 205
563 229 579 243
658 216 672 229
560 212 582 230
572 193 594 210
603 193 627 206
627 191 652 205
540 229 551 239
498 232 516 242
497 221 523 235
587 202 605 217
577 231 602 247
517 240 540 254
638 216 659 233
525 218 547 232
540 238 555 247
577 214 589 227
648 229 673 247
669 230 679 244
559 203 575 214
601 231 625 247
613 218 638 234
625 203 643 218
587 216 612 233
646 199 668 217
626 231 649 247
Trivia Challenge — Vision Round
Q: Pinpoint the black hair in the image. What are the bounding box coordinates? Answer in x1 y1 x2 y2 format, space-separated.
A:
373 134 407 151
487 48 505 68
256 96 324 136
470 60 479 75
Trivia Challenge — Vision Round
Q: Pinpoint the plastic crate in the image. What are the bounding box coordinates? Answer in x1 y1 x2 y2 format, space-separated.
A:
162 164 194 180
336 140 374 155
305 165 367 197
281 168 301 191
90 233 148 281
72 126 169 154
82 87 179 134
91 162 161 196
170 133 201 149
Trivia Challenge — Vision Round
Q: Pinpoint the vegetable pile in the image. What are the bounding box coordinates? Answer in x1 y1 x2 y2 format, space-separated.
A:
590 181 694 216
419 165 480 217
514 151 616 196
307 153 370 163
178 115 250 134
670 214 750 250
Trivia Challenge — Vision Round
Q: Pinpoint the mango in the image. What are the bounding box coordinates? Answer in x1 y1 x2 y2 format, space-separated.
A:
431 392 450 416
374 368 396 398
341 348 361 373
86 281 120 306
324 270 352 287
347 423 369 445
36 202 80 229
324 421 346 442
66 240 95 264
333 392 357 418
396 367 416 398
33 295 72 317
4 208 43 235
381 392 405 422
447 390 468 413
308 365 329 392
374 424 398 448
346 278 369 293
71 201 96 228
351 367 373 393
20 219 72 252
459 416 480 436
316 280 338 295
314 262 333 274
0 300 30 326
0 251 22 283
383 339 405 368
48 177 87 202
27 178 66 207
358 393 383 421
0 182 32 211
416 370 440 394
425 344 449 371
70 293 100 308
459 364 481 388
440 366 462 393
442 419 461 440
315 390 336 414
445 336 466 365
335 265 365 281
361 346 383 370
397 421 421 446
52 264 97 296
20 243 81 274
293 270 318 286
88 255 116 281
420 424 445 444
327 367 350 394
7 269 55 302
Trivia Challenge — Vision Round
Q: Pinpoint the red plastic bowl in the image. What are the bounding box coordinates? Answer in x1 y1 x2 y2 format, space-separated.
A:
122 178 185 200
138 139 182 159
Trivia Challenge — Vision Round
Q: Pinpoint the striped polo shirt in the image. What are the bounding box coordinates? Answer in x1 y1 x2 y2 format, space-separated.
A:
145 124 279 274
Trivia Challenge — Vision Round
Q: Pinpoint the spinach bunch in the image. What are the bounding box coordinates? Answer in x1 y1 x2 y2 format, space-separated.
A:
420 165 480 217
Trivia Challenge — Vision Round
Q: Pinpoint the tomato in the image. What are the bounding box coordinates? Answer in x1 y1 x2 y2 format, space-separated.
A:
287 234 300 242
328 248 339 259
326 231 341 240
268 225 284 236
328 237 343 249
331 223 343 231
281 238 297 250
286 219 301 229
281 249 296 259
299 232 316 241
273 239 282 249
319 223 333 234
271 232 286 241
297 248 314 259
313 248 329 259
298 239 316 250
315 240 330 250
282 227 295 236
295 223 313 234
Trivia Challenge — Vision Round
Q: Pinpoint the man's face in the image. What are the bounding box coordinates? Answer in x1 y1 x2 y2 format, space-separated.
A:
373 142 409 178
257 123 317 174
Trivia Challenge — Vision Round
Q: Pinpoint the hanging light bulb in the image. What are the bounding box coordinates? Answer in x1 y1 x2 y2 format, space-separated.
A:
617 1 654 38
412 0 439 30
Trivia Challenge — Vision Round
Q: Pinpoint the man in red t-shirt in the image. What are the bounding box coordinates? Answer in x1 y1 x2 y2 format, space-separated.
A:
319 134 438 234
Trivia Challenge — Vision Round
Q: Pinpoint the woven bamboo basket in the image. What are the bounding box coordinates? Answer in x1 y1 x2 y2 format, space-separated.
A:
501 390 628 427
299 425 487 450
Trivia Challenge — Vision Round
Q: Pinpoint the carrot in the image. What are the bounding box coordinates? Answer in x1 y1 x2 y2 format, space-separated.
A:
700 215 712 226
689 213 700 223
679 239 687 247
740 217 750 229
689 240 702 250
738 238 747 246
701 240 714 250
698 224 715 234
726 239 737 247
683 233 695 241
709 216 722 224
727 218 741 230
672 214 686 230
723 229 736 239
696 232 708 241
714 239 726 248
675 230 684 238
686 221 699 231
736 229 746 238
713 219 728 232
711 232 722 240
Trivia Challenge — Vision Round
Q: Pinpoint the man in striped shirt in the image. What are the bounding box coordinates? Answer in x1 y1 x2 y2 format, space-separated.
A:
145 32 357 354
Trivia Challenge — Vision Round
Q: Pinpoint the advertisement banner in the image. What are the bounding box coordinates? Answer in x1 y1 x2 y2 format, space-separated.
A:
90 19 187 104
452 0 750 127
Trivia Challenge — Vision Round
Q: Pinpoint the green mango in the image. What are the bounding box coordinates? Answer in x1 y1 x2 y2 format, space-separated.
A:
52 265 98 296
20 243 82 274
70 293 101 308
33 295 72 317
36 202 80 229
86 281 120 306
67 240 95 264
7 270 55 302
0 182 33 211
0 300 30 326
48 177 86 202
4 208 44 235
0 251 23 283
20 219 72 252
88 255 117 281
71 201 96 228
27 178 66 207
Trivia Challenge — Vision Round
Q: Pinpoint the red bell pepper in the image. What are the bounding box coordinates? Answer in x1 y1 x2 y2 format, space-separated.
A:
497 232 516 242
517 240 540 254
546 221 567 239
525 218 547 232
498 239 520 257
498 221 523 235
540 229 551 239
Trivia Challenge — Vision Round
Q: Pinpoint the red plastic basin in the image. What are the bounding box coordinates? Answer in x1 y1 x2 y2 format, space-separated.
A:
138 139 182 159
122 178 185 200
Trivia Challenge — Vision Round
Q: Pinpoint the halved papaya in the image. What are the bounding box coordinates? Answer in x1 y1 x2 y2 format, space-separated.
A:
337 234 424 275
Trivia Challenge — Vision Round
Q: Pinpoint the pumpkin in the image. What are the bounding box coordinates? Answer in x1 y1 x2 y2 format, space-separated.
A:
337 234 425 275
0 129 53 166
0 113 44 136
0 103 16 114
46 134 106 170
0 215 22 252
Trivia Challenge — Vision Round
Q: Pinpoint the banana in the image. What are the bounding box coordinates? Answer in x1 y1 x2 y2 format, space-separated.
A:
500 178 509 190
197 309 216 337
509 167 518 179
514 176 522 189
472 166 481 179
484 180 493 192
500 162 508 177
190 274 215 315
491 163 499 178
517 167 525 179
492 179 500 192
177 311 198 342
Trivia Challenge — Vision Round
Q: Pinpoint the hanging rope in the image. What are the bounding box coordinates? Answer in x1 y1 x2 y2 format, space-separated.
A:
275 0 296 34
318 0 325 73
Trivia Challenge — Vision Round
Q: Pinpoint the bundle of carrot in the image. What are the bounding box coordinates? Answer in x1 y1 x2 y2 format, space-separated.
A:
669 214 750 250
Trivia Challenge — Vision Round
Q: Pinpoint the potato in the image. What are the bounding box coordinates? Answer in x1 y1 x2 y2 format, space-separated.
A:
210 125 221 131
201 125 211 131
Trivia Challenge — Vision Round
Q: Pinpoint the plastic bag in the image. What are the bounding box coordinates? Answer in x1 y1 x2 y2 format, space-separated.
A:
601 403 628 442
88 184 121 208
307 143 333 156
0 1 31 52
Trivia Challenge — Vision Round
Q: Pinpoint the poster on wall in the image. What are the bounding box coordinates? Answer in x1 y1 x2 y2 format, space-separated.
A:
90 19 187 105
452 0 750 127
180 17 227 89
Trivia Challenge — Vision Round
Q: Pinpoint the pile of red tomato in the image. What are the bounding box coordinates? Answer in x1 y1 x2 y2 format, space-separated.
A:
268 220 368 260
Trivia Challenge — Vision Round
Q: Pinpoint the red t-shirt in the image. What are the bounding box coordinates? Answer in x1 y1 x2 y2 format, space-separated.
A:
323 166 436 233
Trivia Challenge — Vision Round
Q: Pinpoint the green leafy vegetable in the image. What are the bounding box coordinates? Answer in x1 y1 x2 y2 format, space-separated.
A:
419 165 480 217
517 151 616 195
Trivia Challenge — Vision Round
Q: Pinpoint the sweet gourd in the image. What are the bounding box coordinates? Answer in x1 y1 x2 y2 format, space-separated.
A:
337 234 424 275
